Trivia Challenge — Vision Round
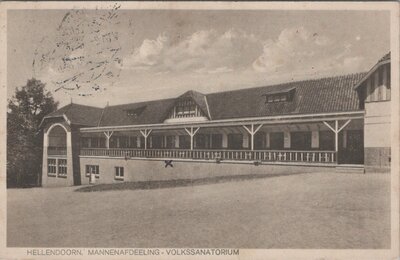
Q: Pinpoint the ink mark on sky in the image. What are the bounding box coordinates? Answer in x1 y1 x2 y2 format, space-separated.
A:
32 3 125 97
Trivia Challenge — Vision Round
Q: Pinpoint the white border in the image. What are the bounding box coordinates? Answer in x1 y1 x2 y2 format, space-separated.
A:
0 2 398 260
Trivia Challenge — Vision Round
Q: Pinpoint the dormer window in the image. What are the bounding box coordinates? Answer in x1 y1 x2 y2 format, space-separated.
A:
169 99 205 119
164 97 209 123
266 94 287 103
263 87 295 103
126 106 146 118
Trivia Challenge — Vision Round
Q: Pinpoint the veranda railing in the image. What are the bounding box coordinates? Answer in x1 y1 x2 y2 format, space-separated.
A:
80 148 336 164
48 146 67 156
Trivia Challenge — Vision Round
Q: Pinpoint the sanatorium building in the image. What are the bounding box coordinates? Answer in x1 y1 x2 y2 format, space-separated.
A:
40 52 392 186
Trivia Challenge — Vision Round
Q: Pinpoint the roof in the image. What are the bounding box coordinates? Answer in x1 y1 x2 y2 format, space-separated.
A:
43 103 104 127
354 52 390 90
378 52 390 63
43 72 367 128
262 86 296 96
99 98 176 127
206 73 366 120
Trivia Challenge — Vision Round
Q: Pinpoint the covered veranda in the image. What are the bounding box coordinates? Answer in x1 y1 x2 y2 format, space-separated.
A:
79 111 364 165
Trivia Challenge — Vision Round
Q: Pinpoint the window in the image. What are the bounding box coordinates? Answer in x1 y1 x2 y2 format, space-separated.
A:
166 136 175 148
264 88 295 103
48 159 57 176
195 134 207 149
168 99 205 119
319 131 334 150
127 136 137 148
109 136 118 148
126 106 146 118
81 137 90 148
378 67 383 86
151 135 163 149
179 135 191 149
377 71 382 101
90 137 105 148
57 159 67 177
228 134 243 149
85 165 99 178
254 132 266 150
270 132 284 150
115 167 124 180
265 94 288 103
176 99 196 117
119 136 129 148
387 64 391 100
211 134 222 149
291 132 311 150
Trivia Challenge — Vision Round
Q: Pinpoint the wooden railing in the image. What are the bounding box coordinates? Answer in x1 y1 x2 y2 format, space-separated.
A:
48 146 67 156
80 148 337 164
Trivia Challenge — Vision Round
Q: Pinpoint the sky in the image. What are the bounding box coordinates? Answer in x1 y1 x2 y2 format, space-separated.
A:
7 9 390 107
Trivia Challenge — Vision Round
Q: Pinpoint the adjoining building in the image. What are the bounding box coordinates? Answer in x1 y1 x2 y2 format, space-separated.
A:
40 53 392 187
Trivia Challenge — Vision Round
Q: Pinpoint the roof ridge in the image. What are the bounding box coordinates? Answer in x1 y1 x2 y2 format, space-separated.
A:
205 71 368 97
69 103 104 109
105 97 177 109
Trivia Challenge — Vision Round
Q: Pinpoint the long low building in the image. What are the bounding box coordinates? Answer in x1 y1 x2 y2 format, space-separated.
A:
40 53 392 187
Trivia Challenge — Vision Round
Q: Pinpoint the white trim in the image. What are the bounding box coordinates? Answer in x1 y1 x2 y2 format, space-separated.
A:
338 119 352 133
353 59 390 90
104 131 114 139
46 123 69 134
80 111 364 133
243 125 251 134
62 114 71 125
204 96 212 120
139 129 152 138
323 121 336 132
254 124 263 133
164 116 208 124
78 155 337 167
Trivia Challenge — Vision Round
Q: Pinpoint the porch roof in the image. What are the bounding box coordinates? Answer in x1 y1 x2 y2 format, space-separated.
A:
80 110 364 133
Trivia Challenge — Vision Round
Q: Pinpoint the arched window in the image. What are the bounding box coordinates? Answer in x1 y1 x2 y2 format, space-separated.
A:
46 124 68 178
47 125 67 156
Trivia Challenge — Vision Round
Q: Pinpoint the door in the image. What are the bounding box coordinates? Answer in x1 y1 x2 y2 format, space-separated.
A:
340 130 364 164
89 167 96 184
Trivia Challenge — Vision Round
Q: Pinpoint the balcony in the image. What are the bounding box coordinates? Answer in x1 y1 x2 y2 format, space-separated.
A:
48 146 67 156
80 148 337 164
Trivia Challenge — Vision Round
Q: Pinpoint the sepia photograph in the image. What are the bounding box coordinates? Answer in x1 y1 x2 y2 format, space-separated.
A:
1 2 399 259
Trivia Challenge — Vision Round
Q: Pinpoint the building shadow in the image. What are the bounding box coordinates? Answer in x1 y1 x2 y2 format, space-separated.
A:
75 172 308 192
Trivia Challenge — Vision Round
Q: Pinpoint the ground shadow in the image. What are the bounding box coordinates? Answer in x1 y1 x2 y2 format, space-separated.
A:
75 172 307 192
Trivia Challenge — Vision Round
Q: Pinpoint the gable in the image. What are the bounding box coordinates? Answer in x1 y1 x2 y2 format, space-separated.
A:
164 96 209 123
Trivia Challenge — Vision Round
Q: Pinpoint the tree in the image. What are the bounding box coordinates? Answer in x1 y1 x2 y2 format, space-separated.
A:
7 79 58 187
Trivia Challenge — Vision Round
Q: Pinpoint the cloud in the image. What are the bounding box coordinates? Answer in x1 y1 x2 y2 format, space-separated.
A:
124 26 366 77
252 26 365 75
123 28 262 73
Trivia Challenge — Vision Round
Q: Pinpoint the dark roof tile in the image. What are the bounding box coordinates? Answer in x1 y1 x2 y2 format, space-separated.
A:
44 72 367 128
206 72 366 120
44 103 103 126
